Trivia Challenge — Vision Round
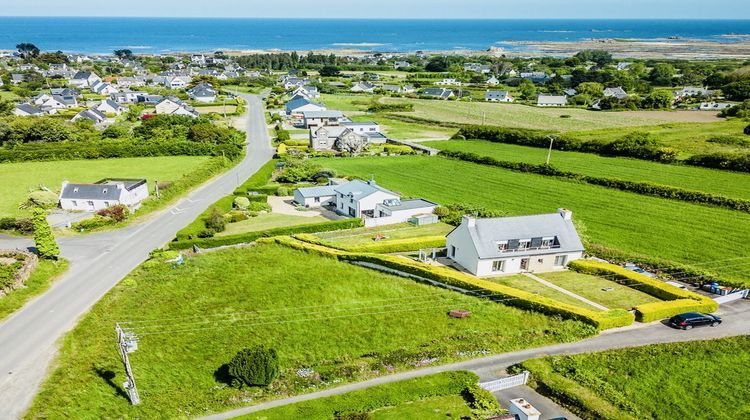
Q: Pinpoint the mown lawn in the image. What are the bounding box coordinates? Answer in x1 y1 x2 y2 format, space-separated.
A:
521 336 750 419
381 98 713 131
430 140 750 201
489 274 601 310
28 245 592 418
369 395 473 419
314 155 750 286
218 213 329 236
0 259 68 320
315 222 454 247
0 156 211 218
538 271 659 310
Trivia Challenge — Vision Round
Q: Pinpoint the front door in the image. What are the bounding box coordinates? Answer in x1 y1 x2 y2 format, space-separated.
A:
520 258 530 271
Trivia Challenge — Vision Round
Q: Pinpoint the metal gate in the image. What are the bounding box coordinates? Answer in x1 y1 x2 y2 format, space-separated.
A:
479 371 530 392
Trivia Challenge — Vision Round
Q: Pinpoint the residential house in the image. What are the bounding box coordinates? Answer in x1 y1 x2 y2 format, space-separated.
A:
155 97 199 118
281 76 310 90
309 125 385 152
394 61 411 69
285 97 326 115
138 94 165 105
673 87 714 100
563 88 577 97
464 63 492 74
350 81 376 93
292 85 321 99
485 90 514 102
421 88 455 100
520 72 550 83
116 76 147 88
187 82 218 103
13 104 45 117
445 209 584 277
302 110 345 129
163 76 190 89
616 62 633 71
59 179 149 212
91 81 119 95
382 84 416 94
110 91 147 104
537 95 567 107
603 86 628 99
71 108 107 124
69 71 101 88
96 99 127 115
50 88 81 98
436 78 462 86
333 180 401 218
33 93 78 110
486 76 500 86
342 121 381 135
10 74 25 85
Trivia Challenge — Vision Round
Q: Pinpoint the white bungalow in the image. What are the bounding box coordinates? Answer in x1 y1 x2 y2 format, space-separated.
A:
59 179 149 212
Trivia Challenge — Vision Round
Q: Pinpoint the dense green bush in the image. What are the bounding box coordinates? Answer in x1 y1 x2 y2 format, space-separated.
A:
32 209 59 259
227 345 280 388
233 196 250 210
204 208 227 233
440 150 750 212
383 145 415 155
686 152 750 173
96 205 130 222
367 102 414 112
462 385 501 412
170 218 364 250
706 135 750 147
438 202 505 226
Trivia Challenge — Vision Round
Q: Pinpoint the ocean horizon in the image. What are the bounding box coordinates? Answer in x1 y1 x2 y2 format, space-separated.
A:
1 17 749 54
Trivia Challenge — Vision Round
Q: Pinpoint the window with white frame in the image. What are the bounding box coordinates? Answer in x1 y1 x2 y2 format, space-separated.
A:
554 255 567 266
497 241 509 252
518 239 531 250
492 260 505 272
541 237 554 248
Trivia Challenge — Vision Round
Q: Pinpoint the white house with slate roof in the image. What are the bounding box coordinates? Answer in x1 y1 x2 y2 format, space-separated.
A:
446 209 584 276
537 95 568 107
59 179 149 212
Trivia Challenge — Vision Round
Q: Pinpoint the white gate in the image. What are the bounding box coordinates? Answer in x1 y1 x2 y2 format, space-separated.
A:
479 371 530 392
714 289 749 304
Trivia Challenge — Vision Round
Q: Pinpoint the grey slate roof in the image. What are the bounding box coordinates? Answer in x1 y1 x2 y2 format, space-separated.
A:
461 213 584 259
333 180 397 200
285 97 324 112
15 104 43 115
60 179 146 201
303 110 344 119
379 198 437 212
295 185 338 198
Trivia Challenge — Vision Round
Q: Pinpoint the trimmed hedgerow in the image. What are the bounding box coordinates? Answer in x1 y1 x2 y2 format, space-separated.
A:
440 150 750 213
685 152 750 173
293 233 446 253
568 260 718 322
266 236 634 330
170 218 364 250
233 159 279 195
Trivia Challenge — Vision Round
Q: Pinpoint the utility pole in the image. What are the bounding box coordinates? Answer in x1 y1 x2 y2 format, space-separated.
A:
115 323 141 405
545 136 555 165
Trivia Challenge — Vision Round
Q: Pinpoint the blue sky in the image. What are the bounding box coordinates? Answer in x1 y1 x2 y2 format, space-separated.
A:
2 0 749 19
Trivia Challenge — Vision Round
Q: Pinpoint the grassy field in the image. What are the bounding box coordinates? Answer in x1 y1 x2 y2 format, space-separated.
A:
314 156 750 286
28 244 593 418
218 213 329 236
315 222 453 247
242 371 480 420
520 336 750 419
538 271 659 310
489 274 601 310
570 119 749 156
430 140 750 201
0 259 68 320
381 97 718 131
0 156 211 218
196 105 238 114
0 90 21 100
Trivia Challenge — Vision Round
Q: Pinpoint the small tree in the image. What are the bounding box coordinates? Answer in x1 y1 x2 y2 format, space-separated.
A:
233 196 250 210
204 208 227 233
228 346 279 387
32 208 59 259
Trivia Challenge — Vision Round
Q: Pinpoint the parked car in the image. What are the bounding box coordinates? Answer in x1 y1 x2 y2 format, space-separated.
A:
669 312 722 330
624 262 656 278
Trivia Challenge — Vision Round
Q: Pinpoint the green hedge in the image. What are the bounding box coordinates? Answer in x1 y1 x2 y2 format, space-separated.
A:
293 233 446 253
440 150 750 213
233 159 278 195
453 125 677 163
170 218 364 250
268 236 633 330
569 260 718 322
175 195 236 241
245 371 479 419
0 139 243 163
685 152 750 173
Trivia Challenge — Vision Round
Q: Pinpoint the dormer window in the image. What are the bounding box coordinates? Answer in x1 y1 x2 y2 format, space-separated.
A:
541 237 554 248
518 239 531 250
497 241 509 252
73 187 79 193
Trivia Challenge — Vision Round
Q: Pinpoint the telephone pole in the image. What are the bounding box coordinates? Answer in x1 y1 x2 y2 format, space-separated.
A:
545 135 555 165
115 323 141 405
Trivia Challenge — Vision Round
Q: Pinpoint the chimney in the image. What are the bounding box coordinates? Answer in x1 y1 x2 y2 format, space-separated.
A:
558 208 573 221
463 215 476 228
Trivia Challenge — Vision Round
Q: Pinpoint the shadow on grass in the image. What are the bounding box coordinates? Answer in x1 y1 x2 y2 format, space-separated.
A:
214 363 233 386
93 366 129 401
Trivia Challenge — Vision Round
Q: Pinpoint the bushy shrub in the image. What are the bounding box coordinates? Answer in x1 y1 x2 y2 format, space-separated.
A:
367 102 414 112
439 202 505 226
227 345 280 388
433 206 450 217
248 201 272 212
24 190 58 209
233 196 250 210
383 145 414 155
462 385 500 412
227 211 250 223
32 208 59 259
96 205 130 222
204 208 227 233
197 229 216 238
276 186 290 196
276 159 325 183
685 152 750 173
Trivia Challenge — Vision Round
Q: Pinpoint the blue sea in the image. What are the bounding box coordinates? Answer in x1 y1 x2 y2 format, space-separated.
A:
0 18 749 54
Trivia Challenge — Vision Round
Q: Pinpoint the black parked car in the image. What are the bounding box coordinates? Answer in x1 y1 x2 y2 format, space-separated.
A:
669 312 722 330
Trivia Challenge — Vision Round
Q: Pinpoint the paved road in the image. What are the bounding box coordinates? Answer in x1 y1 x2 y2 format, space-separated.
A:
0 93 274 419
203 300 749 419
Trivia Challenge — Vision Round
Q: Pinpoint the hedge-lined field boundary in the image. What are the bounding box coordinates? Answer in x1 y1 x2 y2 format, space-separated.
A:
169 218 364 250
263 236 634 330
293 233 446 253
440 150 750 213
569 260 718 322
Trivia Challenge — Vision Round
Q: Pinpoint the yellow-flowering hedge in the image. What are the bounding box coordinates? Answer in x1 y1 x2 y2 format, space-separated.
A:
293 233 446 253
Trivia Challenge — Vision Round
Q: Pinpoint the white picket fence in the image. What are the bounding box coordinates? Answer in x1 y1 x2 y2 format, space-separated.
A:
714 289 749 304
479 371 530 392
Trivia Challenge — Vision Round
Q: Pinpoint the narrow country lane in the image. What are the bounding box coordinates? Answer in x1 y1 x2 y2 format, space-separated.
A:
0 93 274 419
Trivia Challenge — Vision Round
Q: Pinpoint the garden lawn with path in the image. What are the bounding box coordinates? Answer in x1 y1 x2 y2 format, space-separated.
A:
314 155 750 287
430 140 750 201
519 336 750 419
0 156 211 218
28 244 594 418
489 274 601 311
538 271 659 310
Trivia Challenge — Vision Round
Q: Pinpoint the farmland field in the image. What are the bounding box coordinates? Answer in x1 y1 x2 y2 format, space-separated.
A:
520 336 750 419
380 97 718 131
430 140 750 201
315 155 750 286
28 244 592 418
0 156 211 218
